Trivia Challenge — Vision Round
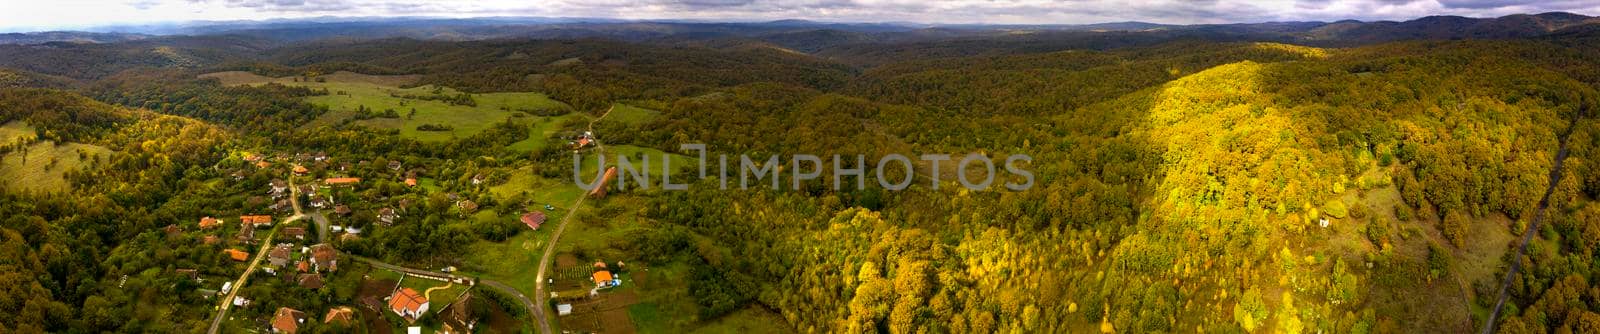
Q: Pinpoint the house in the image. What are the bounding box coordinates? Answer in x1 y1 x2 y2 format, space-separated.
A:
440 293 478 334
309 197 328 209
225 249 250 261
388 161 403 171
283 227 306 240
378 208 399 225
471 174 486 185
593 270 615 287
244 153 263 163
333 205 352 216
256 161 272 169
241 215 274 226
292 164 309 175
312 152 328 162
270 199 293 212
298 184 317 194
405 178 417 187
310 243 338 271
269 244 293 267
295 153 313 162
203 235 220 245
324 177 361 186
296 260 311 273
388 288 430 321
233 296 250 307
199 216 220 229
521 212 546 230
175 268 199 281
324 307 356 325
237 224 257 243
231 170 246 181
163 224 183 237
271 307 306 334
270 179 288 195
297 273 325 289
456 200 479 213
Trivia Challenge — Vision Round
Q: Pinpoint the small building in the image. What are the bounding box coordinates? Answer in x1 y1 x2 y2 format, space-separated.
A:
162 224 183 237
456 200 479 213
440 293 478 334
388 160 403 171
521 212 546 231
199 216 220 229
333 205 352 216
203 235 220 245
292 165 309 175
310 244 338 272
556 304 573 316
271 307 305 334
236 224 257 243
270 179 288 195
405 178 417 187
268 244 293 267
378 208 399 226
593 270 615 287
175 268 199 281
471 174 486 185
324 177 361 186
225 249 250 262
283 227 307 240
297 273 325 289
324 306 356 325
241 215 274 226
309 197 329 209
389 288 430 321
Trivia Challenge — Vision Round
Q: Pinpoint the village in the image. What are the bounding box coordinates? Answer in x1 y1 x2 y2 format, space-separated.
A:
162 127 651 334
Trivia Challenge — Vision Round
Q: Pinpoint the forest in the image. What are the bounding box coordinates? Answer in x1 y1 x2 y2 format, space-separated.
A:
0 15 1598 334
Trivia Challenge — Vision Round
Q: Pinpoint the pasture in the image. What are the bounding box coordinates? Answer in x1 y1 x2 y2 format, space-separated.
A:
200 71 569 142
0 139 111 193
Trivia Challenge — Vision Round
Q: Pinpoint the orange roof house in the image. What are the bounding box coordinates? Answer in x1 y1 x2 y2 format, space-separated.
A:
324 307 356 325
389 288 430 320
405 178 417 187
292 165 309 175
521 212 546 230
256 161 271 168
593 270 615 286
324 177 361 186
225 249 250 261
241 215 274 226
271 307 306 334
310 243 338 271
199 216 219 229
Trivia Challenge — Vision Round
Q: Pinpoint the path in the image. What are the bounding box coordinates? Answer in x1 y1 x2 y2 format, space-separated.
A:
532 106 615 334
207 173 306 334
1481 104 1590 333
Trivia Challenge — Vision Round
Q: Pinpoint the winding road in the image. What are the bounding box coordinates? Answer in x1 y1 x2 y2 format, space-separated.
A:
531 106 615 334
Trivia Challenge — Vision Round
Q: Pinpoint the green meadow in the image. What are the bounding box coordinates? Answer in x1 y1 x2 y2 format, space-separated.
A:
200 71 569 142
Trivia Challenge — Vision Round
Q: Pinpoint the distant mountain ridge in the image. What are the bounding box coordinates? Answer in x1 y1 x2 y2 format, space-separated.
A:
0 12 1596 50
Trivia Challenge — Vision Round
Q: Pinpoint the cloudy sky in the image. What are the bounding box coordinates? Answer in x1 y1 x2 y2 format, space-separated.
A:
3 0 1599 32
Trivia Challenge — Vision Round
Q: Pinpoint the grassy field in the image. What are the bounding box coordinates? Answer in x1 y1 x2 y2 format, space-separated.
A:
576 145 699 186
0 121 35 143
605 103 660 125
200 71 569 142
507 113 584 153
0 140 111 192
491 165 588 207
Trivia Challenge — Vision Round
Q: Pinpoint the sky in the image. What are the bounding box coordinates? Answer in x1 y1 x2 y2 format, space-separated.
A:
2 0 1599 32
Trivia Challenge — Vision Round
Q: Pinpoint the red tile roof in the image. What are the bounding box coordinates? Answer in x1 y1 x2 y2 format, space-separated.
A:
521 212 546 230
389 288 428 315
272 307 305 334
225 249 249 261
240 215 274 225
199 216 219 229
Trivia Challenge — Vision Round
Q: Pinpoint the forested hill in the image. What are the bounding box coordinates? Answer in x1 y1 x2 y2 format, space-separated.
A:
0 15 1598 334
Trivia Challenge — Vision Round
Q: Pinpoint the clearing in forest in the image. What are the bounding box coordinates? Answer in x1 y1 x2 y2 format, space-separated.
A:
0 137 111 193
199 71 569 142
